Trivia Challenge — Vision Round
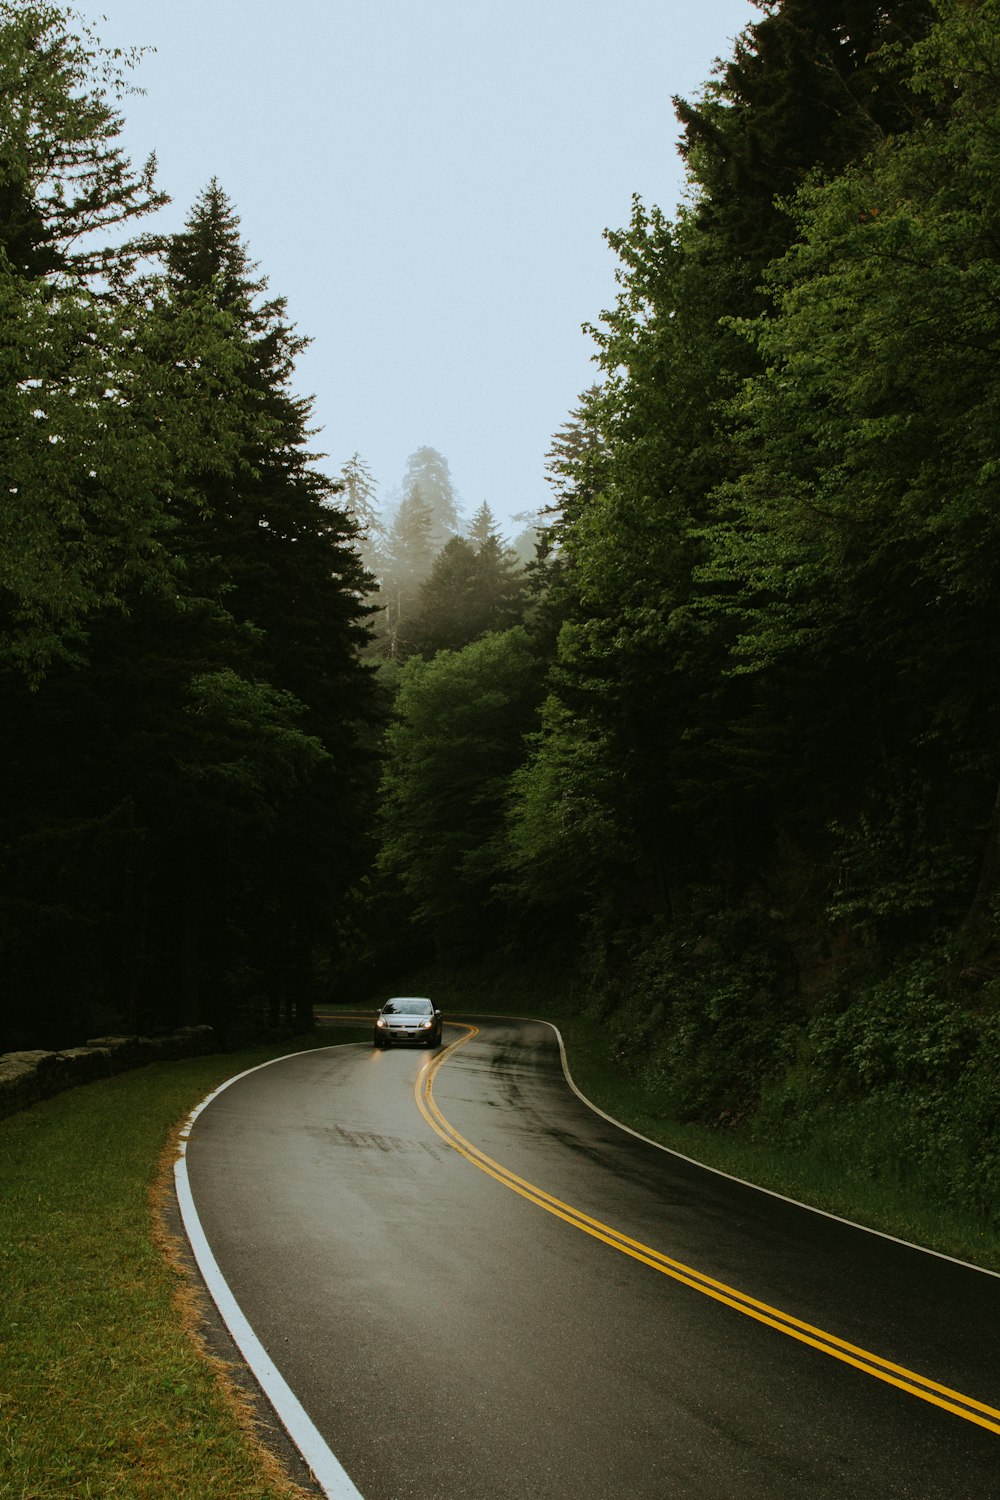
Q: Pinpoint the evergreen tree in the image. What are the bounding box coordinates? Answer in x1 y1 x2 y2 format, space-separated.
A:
0 0 166 283
0 1 194 679
473 534 526 636
409 537 481 655
401 446 462 546
542 386 608 540
378 482 435 657
467 501 501 550
675 0 937 292
1 162 379 1047
340 451 384 575
146 180 378 1032
410 517 526 657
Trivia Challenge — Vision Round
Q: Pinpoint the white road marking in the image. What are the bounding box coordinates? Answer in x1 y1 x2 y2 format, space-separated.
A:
174 1050 366 1500
544 1020 1000 1281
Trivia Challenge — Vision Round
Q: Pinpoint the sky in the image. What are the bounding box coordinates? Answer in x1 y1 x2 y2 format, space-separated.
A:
85 0 756 535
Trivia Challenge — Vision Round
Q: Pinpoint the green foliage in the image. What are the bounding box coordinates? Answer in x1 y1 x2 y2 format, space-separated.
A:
377 629 541 941
179 670 329 819
675 0 936 278
409 531 526 657
755 952 1000 1230
585 911 801 1125
505 687 627 912
827 791 973 924
0 0 166 282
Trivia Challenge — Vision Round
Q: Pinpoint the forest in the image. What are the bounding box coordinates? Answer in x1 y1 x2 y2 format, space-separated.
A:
3 1 1000 1231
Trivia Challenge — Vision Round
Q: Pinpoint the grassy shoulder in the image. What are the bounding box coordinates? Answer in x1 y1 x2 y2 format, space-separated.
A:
0 1033 366 1500
373 958 1000 1275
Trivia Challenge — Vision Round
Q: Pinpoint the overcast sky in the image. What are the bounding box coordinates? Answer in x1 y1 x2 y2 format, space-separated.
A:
86 0 756 533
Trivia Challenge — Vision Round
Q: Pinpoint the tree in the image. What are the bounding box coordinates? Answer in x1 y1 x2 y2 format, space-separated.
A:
407 494 528 657
340 451 384 575
408 536 481 655
507 0 944 939
0 0 166 283
1 164 380 1047
377 629 541 945
467 501 501 550
146 180 379 1031
675 0 937 292
472 535 526 636
378 482 435 657
401 446 462 546
0 1 191 679
704 0 1000 945
542 386 608 541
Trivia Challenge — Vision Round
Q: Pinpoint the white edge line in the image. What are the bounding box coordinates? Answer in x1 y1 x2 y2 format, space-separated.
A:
500 1016 1000 1283
173 1048 366 1500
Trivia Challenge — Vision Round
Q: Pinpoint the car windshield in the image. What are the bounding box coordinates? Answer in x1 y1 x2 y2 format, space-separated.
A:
383 999 433 1016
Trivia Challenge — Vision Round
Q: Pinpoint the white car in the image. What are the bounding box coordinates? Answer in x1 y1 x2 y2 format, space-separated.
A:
373 996 443 1048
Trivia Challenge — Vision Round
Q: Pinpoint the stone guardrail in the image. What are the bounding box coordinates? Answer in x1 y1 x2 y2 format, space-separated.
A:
0 1026 217 1120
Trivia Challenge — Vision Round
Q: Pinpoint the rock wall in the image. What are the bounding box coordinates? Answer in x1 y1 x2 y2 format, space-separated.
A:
0 1026 217 1119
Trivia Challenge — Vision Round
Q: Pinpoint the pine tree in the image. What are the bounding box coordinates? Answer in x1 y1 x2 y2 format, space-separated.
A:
401 446 462 547
379 482 435 657
409 537 481 655
0 0 166 283
340 451 384 574
467 501 501 550
150 180 378 1031
0 1 189 679
409 508 526 657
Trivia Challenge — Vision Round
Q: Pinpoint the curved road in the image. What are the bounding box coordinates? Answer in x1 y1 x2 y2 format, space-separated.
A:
181 1017 1000 1499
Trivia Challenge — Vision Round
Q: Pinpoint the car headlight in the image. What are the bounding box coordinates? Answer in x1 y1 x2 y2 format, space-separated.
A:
419 1018 432 1029
376 1016 387 1028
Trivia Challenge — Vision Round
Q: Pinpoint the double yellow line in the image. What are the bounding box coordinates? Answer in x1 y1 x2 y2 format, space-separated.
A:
416 1023 1000 1438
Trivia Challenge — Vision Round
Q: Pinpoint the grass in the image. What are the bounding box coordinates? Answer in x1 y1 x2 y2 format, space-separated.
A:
0 1034 368 1500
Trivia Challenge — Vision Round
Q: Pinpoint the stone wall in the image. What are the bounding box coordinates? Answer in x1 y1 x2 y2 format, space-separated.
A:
0 1026 217 1119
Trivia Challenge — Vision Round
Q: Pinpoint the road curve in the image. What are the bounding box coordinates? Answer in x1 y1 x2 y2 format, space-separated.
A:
180 1016 1000 1499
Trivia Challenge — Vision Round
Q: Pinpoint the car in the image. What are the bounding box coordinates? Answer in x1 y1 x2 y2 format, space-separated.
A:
373 996 443 1049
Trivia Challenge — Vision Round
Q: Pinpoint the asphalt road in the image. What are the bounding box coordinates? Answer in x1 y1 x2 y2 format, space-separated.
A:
182 1017 1000 1499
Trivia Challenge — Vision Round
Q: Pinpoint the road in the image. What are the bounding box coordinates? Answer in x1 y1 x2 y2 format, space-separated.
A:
180 1016 1000 1499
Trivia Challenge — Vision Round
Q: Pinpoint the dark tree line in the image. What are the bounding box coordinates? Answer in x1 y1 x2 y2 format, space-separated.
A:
1 3 377 1048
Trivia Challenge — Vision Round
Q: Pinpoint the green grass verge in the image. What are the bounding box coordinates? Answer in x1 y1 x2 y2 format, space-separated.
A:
0 1033 366 1500
369 959 1000 1273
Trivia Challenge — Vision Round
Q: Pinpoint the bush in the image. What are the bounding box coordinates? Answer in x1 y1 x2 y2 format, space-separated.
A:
754 953 1000 1229
589 910 802 1124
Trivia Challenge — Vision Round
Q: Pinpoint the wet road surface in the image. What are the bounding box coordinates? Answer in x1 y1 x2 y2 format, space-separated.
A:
182 1017 1000 1499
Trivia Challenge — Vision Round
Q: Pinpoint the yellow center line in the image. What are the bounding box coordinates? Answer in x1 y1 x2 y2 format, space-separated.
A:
416 1023 1000 1438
